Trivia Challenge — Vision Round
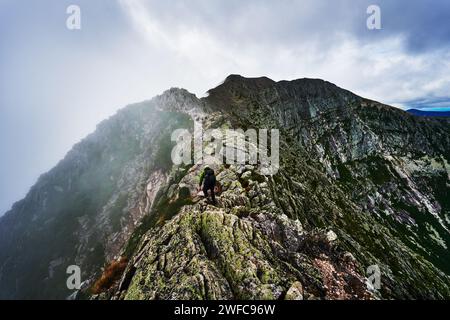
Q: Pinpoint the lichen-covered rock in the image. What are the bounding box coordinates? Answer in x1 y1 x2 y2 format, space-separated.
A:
108 76 450 299
285 281 304 300
3 75 450 300
117 206 372 300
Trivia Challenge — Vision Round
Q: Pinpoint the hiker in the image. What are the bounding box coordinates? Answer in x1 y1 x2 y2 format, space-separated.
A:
198 166 216 205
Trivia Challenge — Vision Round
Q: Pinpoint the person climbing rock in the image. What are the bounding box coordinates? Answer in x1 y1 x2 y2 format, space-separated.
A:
198 166 216 205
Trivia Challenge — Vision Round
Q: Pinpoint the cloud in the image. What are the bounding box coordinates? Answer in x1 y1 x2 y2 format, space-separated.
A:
403 96 450 111
1 0 450 215
373 0 450 53
118 0 450 107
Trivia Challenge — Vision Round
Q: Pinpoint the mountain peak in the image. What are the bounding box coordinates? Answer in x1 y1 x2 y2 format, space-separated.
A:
2 75 450 300
153 87 202 114
210 74 275 93
204 75 274 110
223 74 275 84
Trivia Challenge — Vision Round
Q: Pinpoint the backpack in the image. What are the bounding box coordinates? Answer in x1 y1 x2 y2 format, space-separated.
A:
204 168 216 188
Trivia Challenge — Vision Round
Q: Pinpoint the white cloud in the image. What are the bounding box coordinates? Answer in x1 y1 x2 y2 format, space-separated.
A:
118 0 450 109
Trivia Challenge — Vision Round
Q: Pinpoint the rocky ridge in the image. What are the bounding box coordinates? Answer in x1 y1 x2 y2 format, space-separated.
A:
97 77 450 299
1 75 449 299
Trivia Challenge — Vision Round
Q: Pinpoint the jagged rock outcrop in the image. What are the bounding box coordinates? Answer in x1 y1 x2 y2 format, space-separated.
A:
0 93 195 299
109 162 372 300
1 75 449 299
107 76 449 299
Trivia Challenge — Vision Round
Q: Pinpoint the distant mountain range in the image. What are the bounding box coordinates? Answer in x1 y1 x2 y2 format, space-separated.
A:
407 109 450 117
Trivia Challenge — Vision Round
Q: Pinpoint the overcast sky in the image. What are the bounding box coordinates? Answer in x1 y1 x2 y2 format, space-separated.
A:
1 0 450 215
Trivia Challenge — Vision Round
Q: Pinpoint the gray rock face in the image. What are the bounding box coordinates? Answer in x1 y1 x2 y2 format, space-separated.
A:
1 75 450 299
114 196 371 300
285 281 304 300
0 95 195 299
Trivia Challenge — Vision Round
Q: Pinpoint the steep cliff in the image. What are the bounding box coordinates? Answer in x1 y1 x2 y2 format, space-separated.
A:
1 75 449 299
0 98 194 299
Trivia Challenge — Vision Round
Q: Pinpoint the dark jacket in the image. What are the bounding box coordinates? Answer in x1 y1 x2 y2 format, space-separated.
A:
199 167 216 189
